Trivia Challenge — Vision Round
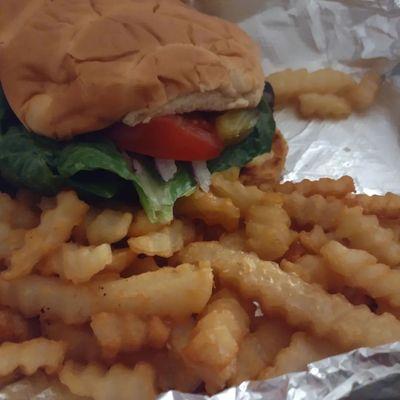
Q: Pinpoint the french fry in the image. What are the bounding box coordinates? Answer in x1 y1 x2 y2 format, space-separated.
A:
0 263 213 323
298 225 331 254
128 220 195 257
105 248 137 273
175 189 240 232
321 241 400 308
345 192 400 219
39 243 112 284
129 256 160 274
219 231 247 251
245 200 296 261
59 361 156 400
0 338 66 376
298 93 351 119
345 71 381 111
229 318 293 385
380 218 400 241
280 255 344 292
182 289 249 394
87 209 133 245
0 223 25 260
211 172 266 212
2 191 89 280
283 192 344 230
0 307 35 342
128 209 168 237
335 207 400 266
42 321 101 363
275 176 355 198
0 193 16 225
180 242 400 350
91 313 170 358
259 332 340 380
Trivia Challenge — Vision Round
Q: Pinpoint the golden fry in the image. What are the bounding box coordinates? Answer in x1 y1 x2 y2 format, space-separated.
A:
298 225 331 254
0 223 25 260
219 231 248 251
128 210 168 237
0 307 35 342
345 71 381 111
105 248 137 274
298 93 351 119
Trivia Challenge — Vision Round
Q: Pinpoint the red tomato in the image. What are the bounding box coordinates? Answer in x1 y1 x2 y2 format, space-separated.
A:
108 115 223 161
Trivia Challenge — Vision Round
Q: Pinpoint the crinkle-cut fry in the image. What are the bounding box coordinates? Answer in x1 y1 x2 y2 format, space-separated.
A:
128 219 195 257
281 255 344 292
245 202 296 261
298 93 351 119
298 225 331 254
91 313 170 358
0 338 66 376
335 206 400 266
0 223 25 260
211 172 266 212
267 68 356 102
259 332 340 380
321 241 400 308
182 289 249 394
345 192 400 219
128 209 168 237
180 242 400 350
241 130 288 186
0 263 213 323
0 307 35 343
219 231 247 251
105 248 136 273
345 71 381 111
380 218 400 242
0 193 15 225
39 243 112 284
2 191 89 280
175 189 240 232
275 176 355 198
87 209 133 245
376 301 400 320
129 256 160 275
59 361 156 400
229 318 292 385
283 192 344 230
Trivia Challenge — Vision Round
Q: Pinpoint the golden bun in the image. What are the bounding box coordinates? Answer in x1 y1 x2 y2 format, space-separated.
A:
0 0 264 139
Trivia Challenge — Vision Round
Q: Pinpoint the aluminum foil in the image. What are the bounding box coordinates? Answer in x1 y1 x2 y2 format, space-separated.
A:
1 1 400 399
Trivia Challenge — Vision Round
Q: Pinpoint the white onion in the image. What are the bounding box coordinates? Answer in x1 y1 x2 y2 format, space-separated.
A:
192 161 211 192
155 159 177 182
132 159 144 174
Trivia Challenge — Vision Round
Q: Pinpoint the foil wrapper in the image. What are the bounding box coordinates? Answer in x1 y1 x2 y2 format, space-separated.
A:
1 1 400 399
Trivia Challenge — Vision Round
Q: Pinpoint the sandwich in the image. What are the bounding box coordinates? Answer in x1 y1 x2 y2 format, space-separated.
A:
0 0 276 223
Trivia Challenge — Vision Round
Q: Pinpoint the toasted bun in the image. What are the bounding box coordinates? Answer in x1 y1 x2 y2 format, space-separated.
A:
0 0 264 139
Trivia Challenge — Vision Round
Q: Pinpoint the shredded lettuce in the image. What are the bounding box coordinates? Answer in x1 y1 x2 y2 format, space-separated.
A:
0 85 275 223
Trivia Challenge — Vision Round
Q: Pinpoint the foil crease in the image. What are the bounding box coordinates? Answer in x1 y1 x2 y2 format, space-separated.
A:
1 1 400 399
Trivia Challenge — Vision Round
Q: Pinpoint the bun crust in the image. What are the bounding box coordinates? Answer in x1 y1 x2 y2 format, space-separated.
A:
0 0 264 139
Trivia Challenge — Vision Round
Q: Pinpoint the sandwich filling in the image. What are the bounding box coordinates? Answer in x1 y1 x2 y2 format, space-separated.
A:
0 84 275 223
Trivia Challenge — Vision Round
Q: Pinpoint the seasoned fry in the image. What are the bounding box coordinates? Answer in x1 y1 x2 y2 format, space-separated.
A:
180 242 400 350
321 241 400 308
105 248 137 273
0 307 35 342
175 189 240 232
39 243 112 284
242 131 288 186
298 93 351 119
128 220 195 257
59 361 156 400
183 289 249 393
281 255 343 292
211 172 265 211
259 332 340 380
91 313 170 358
2 191 88 280
345 192 400 219
87 209 133 245
229 318 292 385
245 201 296 260
345 71 381 111
283 192 344 230
335 207 400 266
267 68 356 102
298 225 330 254
42 321 101 363
0 338 65 376
275 176 355 198
0 263 212 323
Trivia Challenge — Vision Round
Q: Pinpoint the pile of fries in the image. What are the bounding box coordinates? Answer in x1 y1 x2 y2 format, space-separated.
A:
1 164 400 399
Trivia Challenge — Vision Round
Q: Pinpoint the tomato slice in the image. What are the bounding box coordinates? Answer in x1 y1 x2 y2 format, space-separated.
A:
108 115 224 161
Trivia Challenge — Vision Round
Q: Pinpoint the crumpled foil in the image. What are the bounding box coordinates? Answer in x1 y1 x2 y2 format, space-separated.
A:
1 1 400 399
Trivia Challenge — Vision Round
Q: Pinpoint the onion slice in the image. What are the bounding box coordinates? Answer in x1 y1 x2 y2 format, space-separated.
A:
192 161 211 192
155 159 177 182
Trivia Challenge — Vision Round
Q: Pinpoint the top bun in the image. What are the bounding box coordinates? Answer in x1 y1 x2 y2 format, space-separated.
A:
0 0 264 139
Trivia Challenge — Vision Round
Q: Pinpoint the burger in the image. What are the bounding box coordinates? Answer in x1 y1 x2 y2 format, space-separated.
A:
0 0 276 223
